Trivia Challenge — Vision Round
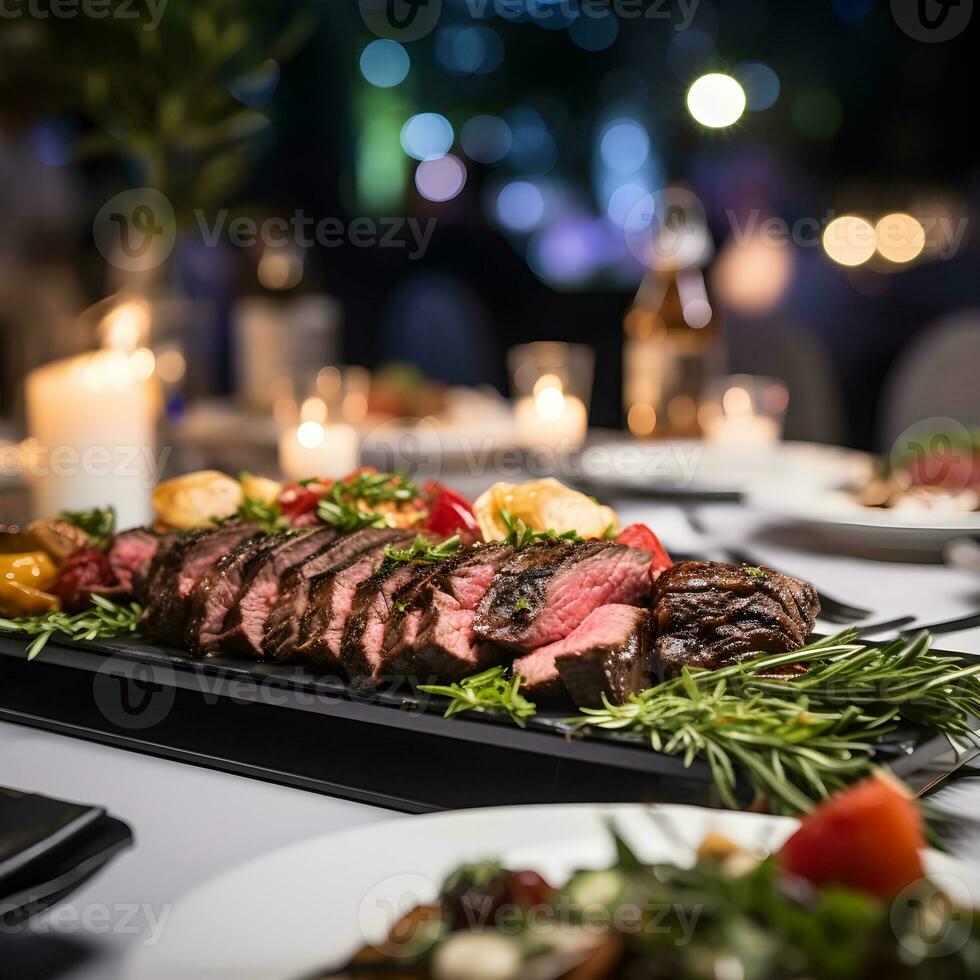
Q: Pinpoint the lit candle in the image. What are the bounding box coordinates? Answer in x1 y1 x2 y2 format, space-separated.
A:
25 350 158 527
278 419 359 482
514 375 588 450
700 383 780 445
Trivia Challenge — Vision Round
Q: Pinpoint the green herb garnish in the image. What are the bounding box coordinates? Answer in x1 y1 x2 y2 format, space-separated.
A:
513 597 532 612
743 565 768 579
420 666 537 727
59 506 116 550
342 471 421 506
499 508 583 548
384 534 461 564
0 595 143 661
237 497 291 534
316 495 387 533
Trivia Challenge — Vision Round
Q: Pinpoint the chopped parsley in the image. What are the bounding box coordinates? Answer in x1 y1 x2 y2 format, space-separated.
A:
499 508 583 549
59 506 116 550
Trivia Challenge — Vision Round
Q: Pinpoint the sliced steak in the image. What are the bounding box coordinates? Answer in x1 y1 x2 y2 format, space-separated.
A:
186 533 270 653
403 543 517 682
264 527 405 661
140 521 255 647
107 528 165 600
473 541 651 652
650 560 820 677
298 532 415 667
211 526 340 658
340 561 428 686
554 605 652 706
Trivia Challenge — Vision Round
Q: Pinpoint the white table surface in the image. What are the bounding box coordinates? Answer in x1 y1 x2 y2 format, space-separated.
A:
2 500 980 980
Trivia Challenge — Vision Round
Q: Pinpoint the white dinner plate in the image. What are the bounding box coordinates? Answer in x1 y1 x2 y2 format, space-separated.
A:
123 802 977 980
580 437 872 497
749 482 980 554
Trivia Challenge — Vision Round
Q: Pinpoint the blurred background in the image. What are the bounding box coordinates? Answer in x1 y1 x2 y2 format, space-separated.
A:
0 0 978 525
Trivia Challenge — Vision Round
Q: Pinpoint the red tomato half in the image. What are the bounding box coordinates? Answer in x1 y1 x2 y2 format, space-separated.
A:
421 482 482 544
616 523 673 579
276 480 331 524
778 775 925 899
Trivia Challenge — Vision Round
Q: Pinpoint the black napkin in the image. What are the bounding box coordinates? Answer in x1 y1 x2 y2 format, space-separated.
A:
0 787 132 925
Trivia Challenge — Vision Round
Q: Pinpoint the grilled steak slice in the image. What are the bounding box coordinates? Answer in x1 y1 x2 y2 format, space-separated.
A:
650 560 820 676
264 527 406 660
399 543 517 682
298 532 415 667
473 541 651 652
211 526 340 658
140 521 255 647
186 533 269 653
555 605 652 706
341 561 427 685
107 528 165 600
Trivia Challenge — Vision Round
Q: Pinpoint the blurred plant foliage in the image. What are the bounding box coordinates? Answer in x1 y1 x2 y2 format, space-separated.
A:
0 0 317 220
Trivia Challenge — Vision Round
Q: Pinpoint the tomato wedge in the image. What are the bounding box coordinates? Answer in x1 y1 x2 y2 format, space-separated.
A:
615 523 672 579
778 775 925 898
421 482 482 544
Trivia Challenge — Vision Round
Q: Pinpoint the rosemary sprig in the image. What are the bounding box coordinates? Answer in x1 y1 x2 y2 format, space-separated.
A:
568 630 980 814
0 595 143 660
59 506 117 550
499 508 583 548
419 666 537 727
384 534 461 564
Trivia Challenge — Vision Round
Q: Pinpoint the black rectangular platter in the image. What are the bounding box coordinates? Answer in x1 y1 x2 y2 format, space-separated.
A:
0 634 973 813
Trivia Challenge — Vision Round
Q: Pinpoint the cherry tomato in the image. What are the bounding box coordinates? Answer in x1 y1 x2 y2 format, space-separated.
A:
421 482 482 544
616 523 672 579
506 870 556 909
778 776 925 899
276 480 332 524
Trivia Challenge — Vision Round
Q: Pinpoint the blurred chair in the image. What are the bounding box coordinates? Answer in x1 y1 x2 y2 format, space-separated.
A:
879 309 980 450
725 314 845 444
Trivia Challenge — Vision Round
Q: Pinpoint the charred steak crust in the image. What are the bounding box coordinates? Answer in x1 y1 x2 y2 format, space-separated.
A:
108 528 165 600
140 522 255 647
472 541 652 651
264 527 408 661
298 532 415 666
650 560 820 676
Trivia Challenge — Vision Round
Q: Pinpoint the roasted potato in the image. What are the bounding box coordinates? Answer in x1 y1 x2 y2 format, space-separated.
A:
152 470 243 530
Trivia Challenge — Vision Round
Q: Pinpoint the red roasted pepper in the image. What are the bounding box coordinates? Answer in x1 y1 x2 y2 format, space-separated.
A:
616 523 672 580
421 482 482 545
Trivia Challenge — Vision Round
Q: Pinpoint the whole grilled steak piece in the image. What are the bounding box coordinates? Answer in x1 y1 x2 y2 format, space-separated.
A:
186 533 269 653
402 543 517 682
140 521 255 647
298 531 415 667
211 526 340 658
472 541 652 652
513 604 652 705
264 527 405 661
650 560 820 677
107 528 165 600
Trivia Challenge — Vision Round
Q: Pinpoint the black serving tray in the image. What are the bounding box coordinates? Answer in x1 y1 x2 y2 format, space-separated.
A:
0 635 975 813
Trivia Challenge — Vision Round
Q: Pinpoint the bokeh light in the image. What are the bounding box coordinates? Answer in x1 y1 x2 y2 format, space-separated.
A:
435 25 503 75
401 113 454 161
568 10 619 51
461 115 512 163
359 40 410 88
822 215 876 267
875 213 926 264
415 154 467 202
599 120 650 174
686 73 746 128
713 235 794 313
230 59 280 106
734 61 780 111
505 106 557 172
496 181 546 232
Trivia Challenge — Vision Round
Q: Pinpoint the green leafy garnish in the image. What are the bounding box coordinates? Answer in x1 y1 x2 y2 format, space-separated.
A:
0 595 143 661
513 597 532 612
342 471 421 506
237 497 291 534
743 565 768 579
384 534 461 564
317 494 387 533
499 508 583 548
420 666 537 727
59 506 116 550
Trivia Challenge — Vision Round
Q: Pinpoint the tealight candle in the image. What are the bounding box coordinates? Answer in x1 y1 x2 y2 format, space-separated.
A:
25 350 158 527
278 419 359 481
514 377 589 451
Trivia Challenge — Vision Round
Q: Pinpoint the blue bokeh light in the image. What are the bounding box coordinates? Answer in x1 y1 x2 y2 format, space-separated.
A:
359 39 411 88
401 113 455 161
496 181 546 232
230 59 280 106
600 120 650 174
735 61 781 111
568 10 619 51
461 115 512 163
436 25 504 75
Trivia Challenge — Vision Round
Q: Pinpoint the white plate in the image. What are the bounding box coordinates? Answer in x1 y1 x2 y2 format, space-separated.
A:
581 437 871 497
750 482 980 553
123 802 976 980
